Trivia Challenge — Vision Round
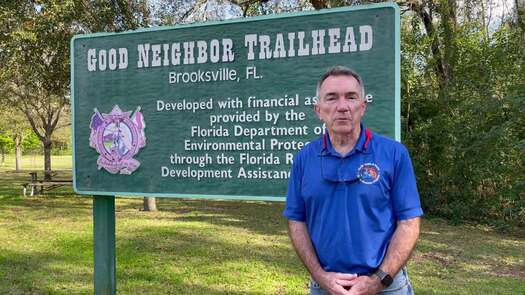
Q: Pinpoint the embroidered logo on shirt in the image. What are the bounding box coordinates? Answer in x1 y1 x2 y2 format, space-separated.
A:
357 163 380 184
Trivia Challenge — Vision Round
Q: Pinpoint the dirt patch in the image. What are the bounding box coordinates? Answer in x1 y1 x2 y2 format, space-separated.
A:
414 252 457 268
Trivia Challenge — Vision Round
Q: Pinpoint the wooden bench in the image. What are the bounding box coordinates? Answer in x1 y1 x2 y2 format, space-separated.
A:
22 172 72 196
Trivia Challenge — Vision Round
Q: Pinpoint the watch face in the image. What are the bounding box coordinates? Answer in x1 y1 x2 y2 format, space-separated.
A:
382 274 394 287
374 269 394 287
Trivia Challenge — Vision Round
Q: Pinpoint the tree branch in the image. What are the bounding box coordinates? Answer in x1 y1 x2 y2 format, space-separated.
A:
309 0 328 9
408 0 447 85
21 108 45 141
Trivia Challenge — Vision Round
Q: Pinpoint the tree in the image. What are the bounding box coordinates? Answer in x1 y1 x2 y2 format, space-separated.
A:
0 106 34 171
0 0 160 213
0 0 150 180
400 0 525 226
0 1 76 180
516 0 525 37
0 133 12 166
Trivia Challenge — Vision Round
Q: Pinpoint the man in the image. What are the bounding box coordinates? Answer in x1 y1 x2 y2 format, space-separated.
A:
283 66 423 295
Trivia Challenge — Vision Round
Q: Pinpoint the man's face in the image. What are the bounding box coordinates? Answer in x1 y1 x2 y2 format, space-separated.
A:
315 75 367 136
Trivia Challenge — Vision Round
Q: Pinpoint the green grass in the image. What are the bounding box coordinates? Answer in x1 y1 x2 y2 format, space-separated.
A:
0 154 72 171
0 155 524 294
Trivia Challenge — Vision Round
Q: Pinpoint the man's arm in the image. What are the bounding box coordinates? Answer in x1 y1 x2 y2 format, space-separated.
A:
288 220 356 295
347 217 421 295
379 217 421 276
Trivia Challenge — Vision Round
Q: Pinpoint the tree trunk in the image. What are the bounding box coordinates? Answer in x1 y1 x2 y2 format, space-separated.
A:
440 0 457 89
15 143 22 171
411 1 447 87
15 136 22 172
43 139 52 181
517 0 525 39
143 197 157 211
0 145 5 166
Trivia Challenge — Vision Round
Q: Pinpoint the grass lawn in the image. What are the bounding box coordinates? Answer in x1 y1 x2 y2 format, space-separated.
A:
1 154 72 171
0 155 524 294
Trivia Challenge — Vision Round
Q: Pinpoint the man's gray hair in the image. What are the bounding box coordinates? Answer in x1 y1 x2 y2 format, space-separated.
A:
316 66 365 100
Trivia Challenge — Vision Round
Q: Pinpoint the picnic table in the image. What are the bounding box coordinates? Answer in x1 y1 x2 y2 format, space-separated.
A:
22 171 72 196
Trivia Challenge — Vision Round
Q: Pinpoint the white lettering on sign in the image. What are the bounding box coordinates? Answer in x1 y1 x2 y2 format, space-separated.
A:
233 125 308 140
156 98 214 112
137 39 235 68
184 139 265 151
244 25 373 60
168 68 238 84
161 166 233 181
170 153 213 168
85 25 375 72
87 48 128 72
237 167 290 179
239 153 280 165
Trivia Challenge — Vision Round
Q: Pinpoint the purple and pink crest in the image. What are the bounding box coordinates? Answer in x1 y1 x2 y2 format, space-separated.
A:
89 105 146 174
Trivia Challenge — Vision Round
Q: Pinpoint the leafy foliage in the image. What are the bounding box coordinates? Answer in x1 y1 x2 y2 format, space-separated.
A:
400 2 525 227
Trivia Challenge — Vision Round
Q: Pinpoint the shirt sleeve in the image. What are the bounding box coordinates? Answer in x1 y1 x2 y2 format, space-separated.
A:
283 153 306 221
391 145 424 220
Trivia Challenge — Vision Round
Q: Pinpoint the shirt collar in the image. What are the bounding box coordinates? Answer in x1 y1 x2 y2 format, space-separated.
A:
320 124 372 157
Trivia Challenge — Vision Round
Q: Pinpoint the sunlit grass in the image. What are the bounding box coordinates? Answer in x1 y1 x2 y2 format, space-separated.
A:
0 154 72 171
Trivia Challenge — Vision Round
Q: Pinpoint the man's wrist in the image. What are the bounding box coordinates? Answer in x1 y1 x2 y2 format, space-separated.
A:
370 273 382 283
372 268 394 288
310 267 326 284
365 274 384 293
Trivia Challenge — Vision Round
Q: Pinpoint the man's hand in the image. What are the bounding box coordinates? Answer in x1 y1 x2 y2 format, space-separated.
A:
315 271 357 295
346 275 383 295
288 220 356 295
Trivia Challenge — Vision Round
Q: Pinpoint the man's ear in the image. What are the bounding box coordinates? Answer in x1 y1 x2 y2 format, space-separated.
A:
361 97 368 112
314 104 322 120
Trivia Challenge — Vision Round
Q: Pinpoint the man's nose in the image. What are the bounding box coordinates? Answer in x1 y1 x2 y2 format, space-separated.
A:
335 97 351 111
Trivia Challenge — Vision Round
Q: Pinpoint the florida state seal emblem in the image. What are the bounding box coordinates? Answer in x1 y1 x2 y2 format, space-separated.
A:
89 105 146 174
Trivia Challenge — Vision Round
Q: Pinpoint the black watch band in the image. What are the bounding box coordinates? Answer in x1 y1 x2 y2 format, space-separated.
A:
373 269 394 287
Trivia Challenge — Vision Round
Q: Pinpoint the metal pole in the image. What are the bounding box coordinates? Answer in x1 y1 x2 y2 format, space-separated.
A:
93 196 116 294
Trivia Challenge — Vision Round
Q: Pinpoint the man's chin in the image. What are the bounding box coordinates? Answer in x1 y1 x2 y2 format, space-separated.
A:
330 127 355 135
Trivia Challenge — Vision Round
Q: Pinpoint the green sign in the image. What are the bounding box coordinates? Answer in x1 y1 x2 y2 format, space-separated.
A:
71 3 400 201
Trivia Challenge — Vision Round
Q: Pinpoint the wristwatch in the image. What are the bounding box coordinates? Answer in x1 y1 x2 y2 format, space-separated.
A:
373 269 393 287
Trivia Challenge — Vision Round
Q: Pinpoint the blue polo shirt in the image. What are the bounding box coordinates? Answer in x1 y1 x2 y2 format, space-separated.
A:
283 126 423 274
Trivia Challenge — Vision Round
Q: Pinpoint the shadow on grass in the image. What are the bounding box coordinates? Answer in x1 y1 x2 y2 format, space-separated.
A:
116 198 288 237
0 195 92 212
0 169 73 198
0 238 93 295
